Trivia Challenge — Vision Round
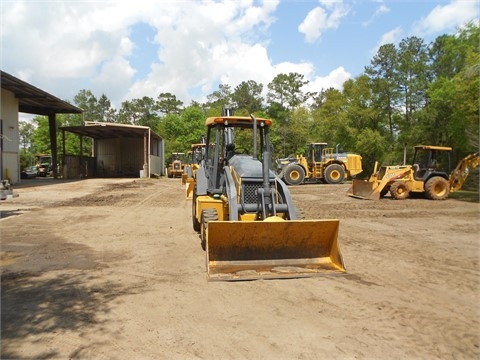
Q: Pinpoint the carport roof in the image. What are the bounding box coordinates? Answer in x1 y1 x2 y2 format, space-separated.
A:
1 70 83 115
60 121 162 140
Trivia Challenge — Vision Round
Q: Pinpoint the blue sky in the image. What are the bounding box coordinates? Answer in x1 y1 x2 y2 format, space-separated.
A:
1 0 478 115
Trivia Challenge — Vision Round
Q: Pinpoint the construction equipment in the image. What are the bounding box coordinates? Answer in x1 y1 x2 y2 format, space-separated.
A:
192 109 345 281
348 145 479 200
167 152 186 178
182 142 206 198
277 143 363 185
35 154 52 177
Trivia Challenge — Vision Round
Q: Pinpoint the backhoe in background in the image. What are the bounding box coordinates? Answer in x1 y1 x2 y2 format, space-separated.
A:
277 143 363 185
348 145 479 200
191 109 345 281
182 141 206 198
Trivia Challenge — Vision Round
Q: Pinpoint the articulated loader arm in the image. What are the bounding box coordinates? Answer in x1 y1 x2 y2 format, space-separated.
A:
449 153 480 192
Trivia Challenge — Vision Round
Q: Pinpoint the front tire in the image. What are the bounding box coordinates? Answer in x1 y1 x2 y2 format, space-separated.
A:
425 177 450 200
200 208 218 251
283 164 305 185
390 181 410 200
324 164 346 184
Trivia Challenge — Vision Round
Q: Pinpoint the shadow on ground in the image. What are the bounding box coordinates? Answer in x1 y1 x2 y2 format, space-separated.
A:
1 270 148 359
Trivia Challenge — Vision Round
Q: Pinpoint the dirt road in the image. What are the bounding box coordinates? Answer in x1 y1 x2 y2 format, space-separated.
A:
1 177 479 359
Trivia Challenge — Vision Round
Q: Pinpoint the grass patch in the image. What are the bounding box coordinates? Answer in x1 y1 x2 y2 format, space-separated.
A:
449 189 479 203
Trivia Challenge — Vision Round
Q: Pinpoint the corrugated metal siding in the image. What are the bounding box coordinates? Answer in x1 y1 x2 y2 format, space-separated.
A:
63 156 95 179
96 138 144 177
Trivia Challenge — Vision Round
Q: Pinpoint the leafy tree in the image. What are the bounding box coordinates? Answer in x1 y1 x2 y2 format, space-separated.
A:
310 88 346 144
73 90 116 123
232 80 264 114
266 73 309 156
97 94 117 122
19 120 36 169
205 84 233 115
365 43 401 142
396 36 430 130
117 96 160 128
157 92 184 115
161 105 206 154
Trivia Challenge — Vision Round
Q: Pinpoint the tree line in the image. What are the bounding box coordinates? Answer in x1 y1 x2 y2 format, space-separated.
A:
20 21 479 176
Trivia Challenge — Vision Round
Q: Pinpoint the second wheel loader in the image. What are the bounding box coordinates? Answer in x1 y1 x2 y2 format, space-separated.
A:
167 152 186 178
348 145 479 200
192 110 345 281
277 143 363 185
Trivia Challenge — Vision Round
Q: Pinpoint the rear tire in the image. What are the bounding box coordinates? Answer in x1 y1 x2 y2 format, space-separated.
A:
324 164 346 184
283 164 305 185
201 208 218 251
390 181 410 200
425 177 450 200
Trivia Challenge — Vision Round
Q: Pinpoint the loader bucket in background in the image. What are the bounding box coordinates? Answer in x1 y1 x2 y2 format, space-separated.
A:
206 219 345 281
347 179 381 200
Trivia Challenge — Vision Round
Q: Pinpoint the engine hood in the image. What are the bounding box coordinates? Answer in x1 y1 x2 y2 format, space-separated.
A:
228 154 276 181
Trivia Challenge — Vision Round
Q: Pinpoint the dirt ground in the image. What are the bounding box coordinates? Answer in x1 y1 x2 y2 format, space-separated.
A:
1 176 479 359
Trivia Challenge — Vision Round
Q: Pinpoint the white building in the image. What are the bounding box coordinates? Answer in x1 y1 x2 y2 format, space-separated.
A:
1 70 83 184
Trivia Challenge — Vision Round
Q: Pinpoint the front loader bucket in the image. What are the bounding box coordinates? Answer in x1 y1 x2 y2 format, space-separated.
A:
206 219 345 281
347 179 381 200
185 179 194 199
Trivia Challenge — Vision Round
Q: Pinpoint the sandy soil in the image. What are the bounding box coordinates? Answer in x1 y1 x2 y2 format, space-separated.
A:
1 177 479 360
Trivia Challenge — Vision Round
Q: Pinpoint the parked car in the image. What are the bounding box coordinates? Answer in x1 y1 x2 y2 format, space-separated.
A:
21 166 38 179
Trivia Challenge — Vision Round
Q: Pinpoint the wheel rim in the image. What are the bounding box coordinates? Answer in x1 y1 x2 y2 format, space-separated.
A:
434 183 447 197
290 171 299 181
330 170 340 181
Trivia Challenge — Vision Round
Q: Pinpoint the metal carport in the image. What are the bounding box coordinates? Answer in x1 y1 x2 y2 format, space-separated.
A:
1 70 83 182
60 121 165 178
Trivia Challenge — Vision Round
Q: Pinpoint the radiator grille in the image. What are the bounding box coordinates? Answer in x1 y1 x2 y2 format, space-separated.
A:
243 183 262 204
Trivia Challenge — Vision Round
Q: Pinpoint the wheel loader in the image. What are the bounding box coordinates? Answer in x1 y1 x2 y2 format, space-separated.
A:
277 143 363 185
167 152 186 178
192 109 345 281
348 145 479 200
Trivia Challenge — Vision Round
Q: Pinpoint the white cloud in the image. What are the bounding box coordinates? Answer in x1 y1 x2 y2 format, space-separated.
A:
307 66 352 93
370 26 403 56
2 0 351 109
362 1 390 27
412 0 479 36
298 0 350 43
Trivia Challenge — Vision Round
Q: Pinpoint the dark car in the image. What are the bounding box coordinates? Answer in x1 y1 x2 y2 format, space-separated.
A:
21 166 38 179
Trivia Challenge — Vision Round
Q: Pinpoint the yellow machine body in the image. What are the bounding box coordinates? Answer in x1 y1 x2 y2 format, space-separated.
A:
348 146 479 201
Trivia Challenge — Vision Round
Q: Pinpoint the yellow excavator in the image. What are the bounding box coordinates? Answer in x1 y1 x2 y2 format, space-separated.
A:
348 145 479 200
191 108 345 281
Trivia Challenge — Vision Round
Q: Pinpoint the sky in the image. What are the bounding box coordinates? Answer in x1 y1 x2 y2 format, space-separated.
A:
1 0 478 114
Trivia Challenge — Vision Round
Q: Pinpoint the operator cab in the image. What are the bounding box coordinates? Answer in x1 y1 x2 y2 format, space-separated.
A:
412 145 452 181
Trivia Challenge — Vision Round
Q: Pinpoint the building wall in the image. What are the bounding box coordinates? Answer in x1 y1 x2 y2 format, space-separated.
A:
0 89 20 184
96 138 145 177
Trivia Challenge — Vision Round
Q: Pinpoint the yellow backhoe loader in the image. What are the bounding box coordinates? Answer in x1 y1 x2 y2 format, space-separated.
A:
277 143 363 185
182 142 206 198
191 108 345 281
348 145 479 200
